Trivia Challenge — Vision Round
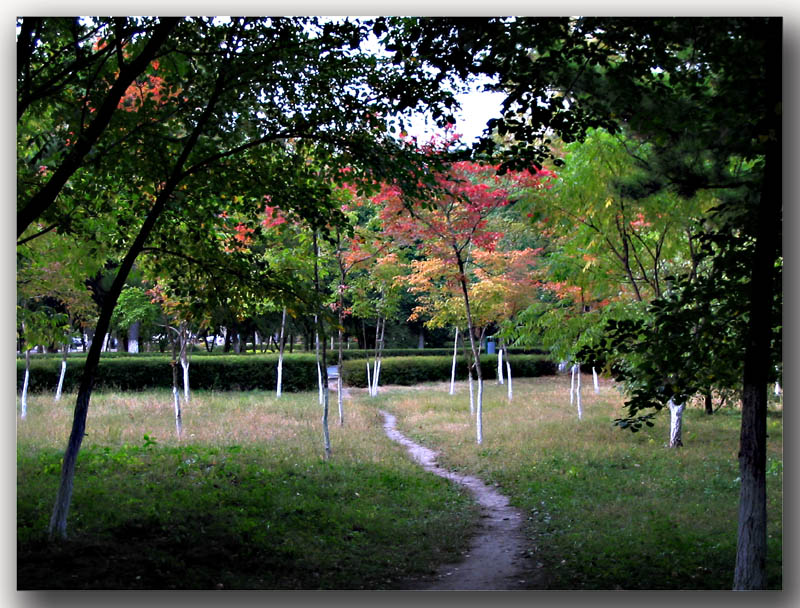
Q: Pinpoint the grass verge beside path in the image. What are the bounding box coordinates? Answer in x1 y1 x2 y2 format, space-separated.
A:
17 389 478 589
363 376 783 590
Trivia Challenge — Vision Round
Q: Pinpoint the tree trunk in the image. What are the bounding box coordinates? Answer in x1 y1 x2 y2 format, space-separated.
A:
127 321 140 353
505 346 513 402
570 363 576 405
734 21 780 587
370 316 380 396
667 398 685 448
313 231 331 460
320 332 331 460
418 327 425 349
179 322 190 404
374 316 386 396
572 364 583 420
370 316 385 397
449 326 458 395
55 343 68 402
171 368 183 438
315 325 323 405
337 303 344 426
593 366 600 394
497 339 504 385
456 256 483 444
21 344 30 419
458 327 475 415
704 390 714 415
276 307 286 398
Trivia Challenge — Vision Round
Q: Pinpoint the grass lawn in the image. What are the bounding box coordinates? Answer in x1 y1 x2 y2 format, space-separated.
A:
364 374 782 589
16 389 478 589
17 374 782 589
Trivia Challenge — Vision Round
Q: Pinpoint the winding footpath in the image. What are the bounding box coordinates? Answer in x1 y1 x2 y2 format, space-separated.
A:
380 409 543 590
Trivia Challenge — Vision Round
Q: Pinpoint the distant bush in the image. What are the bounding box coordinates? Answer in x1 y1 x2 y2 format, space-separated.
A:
16 354 319 393
341 355 556 388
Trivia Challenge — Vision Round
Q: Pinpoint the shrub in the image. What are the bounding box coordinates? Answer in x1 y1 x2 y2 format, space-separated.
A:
341 355 556 388
16 354 320 393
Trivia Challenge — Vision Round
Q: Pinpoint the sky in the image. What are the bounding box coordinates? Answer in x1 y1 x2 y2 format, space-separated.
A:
403 83 507 146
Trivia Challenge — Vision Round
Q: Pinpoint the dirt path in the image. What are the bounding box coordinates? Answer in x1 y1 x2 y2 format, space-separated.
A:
380 409 544 590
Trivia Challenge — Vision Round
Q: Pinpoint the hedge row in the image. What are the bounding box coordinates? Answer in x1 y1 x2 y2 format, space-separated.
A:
17 352 556 393
16 354 320 394
341 355 556 388
21 346 546 361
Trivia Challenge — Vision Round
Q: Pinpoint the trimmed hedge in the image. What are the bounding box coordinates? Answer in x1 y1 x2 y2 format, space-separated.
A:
17 352 556 393
16 354 319 393
341 354 556 388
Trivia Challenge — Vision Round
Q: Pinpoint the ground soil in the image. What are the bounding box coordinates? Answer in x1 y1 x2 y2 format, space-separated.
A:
379 408 548 590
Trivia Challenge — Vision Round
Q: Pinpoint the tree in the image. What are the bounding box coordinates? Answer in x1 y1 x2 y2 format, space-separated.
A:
17 228 100 404
413 17 781 588
29 16 473 539
17 17 179 237
110 284 161 352
379 141 553 442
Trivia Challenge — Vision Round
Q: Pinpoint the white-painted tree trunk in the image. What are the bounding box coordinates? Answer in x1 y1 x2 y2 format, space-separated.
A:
450 327 458 395
365 359 372 392
476 376 484 443
315 324 323 405
370 316 385 397
468 368 475 416
172 385 183 438
166 318 184 438
668 398 685 447
774 381 782 396
55 344 68 402
505 349 513 402
312 231 331 460
337 326 344 426
593 366 600 394
181 360 190 403
372 359 382 396
127 321 140 353
571 364 582 420
55 361 66 402
276 307 286 398
317 360 323 405
179 322 190 403
21 347 30 419
497 342 504 385
570 363 576 405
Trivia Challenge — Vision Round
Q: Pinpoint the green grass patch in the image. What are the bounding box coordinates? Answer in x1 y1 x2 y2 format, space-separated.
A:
364 375 783 589
17 389 477 589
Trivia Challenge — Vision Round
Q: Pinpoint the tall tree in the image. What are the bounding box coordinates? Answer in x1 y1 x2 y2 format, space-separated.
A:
406 17 781 587
379 142 552 443
22 17 478 538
